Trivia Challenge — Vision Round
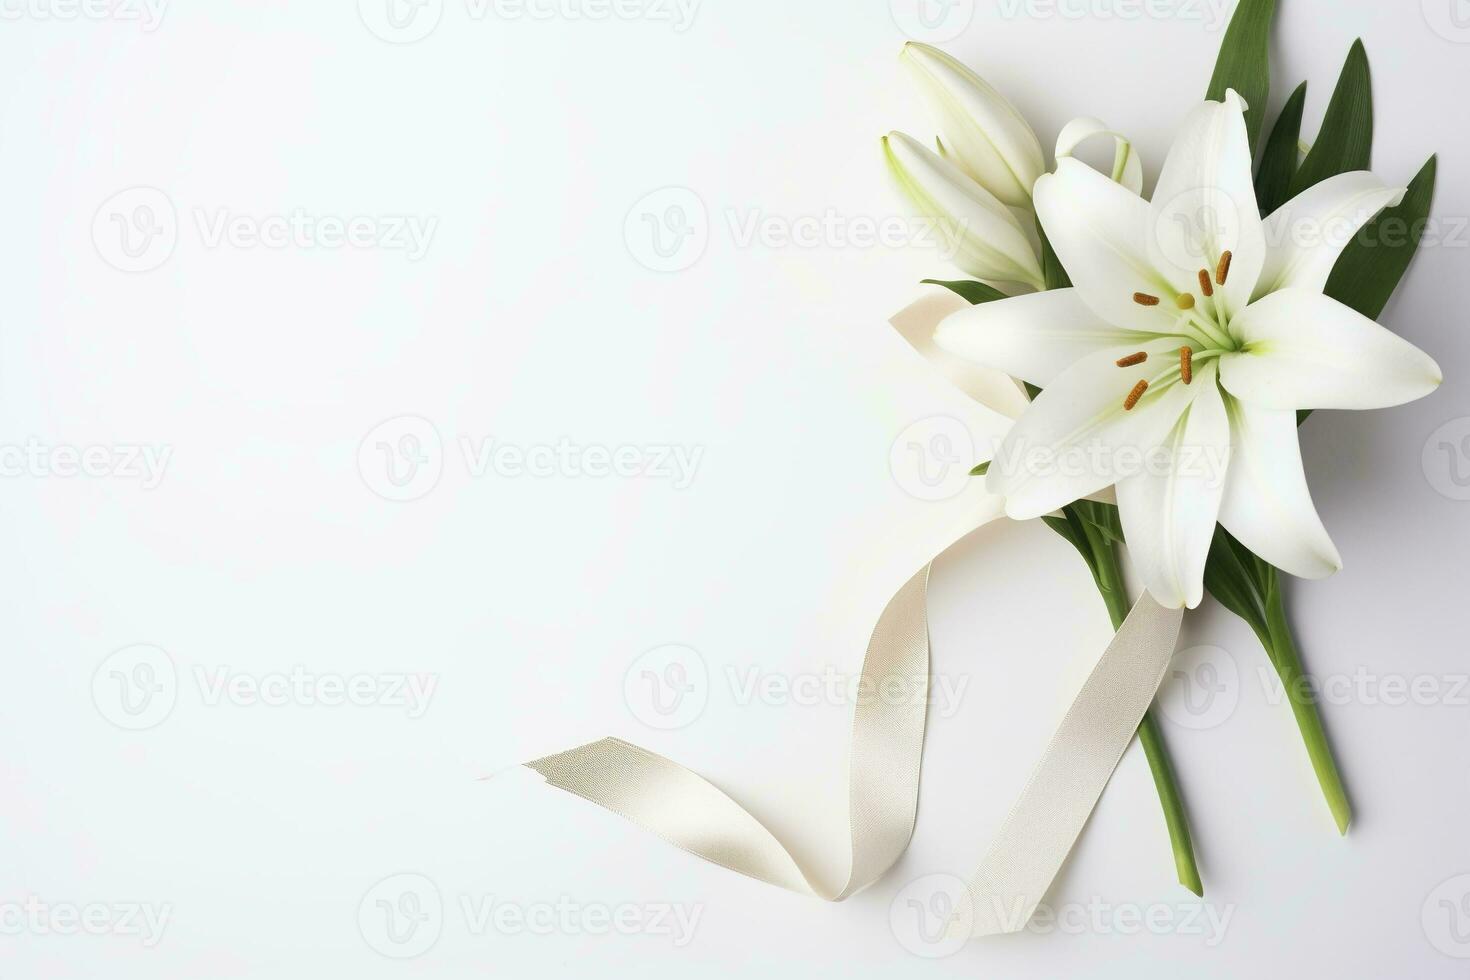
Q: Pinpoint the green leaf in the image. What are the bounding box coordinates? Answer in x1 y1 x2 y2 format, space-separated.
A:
1202 526 1274 652
1287 40 1373 198
1043 510 1098 580
920 279 1007 305
1037 224 1071 291
970 460 990 476
1206 0 1275 151
1072 499 1125 546
1324 154 1438 320
1255 81 1307 216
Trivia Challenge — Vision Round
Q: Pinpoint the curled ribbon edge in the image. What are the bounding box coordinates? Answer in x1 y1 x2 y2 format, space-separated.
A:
520 293 1185 939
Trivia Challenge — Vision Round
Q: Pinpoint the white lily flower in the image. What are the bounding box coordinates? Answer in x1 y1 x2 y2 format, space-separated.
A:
883 130 1046 290
934 90 1441 609
900 42 1047 209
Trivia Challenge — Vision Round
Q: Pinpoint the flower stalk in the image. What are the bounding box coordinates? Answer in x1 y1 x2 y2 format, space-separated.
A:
1071 504 1205 896
1261 568 1353 834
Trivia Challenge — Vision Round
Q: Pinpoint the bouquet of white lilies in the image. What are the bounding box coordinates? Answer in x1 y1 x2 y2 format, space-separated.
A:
885 3 1440 896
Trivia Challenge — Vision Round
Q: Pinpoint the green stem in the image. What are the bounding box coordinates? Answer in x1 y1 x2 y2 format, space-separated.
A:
1262 570 1352 835
1083 518 1205 897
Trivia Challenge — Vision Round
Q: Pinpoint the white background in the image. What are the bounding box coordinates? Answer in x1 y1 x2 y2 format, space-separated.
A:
1 0 1467 976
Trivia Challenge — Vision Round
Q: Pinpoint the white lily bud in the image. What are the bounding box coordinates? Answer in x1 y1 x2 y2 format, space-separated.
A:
900 42 1047 209
883 131 1045 290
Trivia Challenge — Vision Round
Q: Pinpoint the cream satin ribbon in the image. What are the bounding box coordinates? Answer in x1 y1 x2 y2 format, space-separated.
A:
525 292 1184 938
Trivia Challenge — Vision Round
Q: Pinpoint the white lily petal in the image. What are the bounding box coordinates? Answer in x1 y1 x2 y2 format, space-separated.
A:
1116 363 1229 609
1217 396 1342 579
1055 116 1144 195
986 338 1199 518
900 42 1046 209
1149 89 1265 320
1220 288 1443 409
1034 158 1186 331
1254 171 1406 300
884 131 1045 289
935 287 1166 387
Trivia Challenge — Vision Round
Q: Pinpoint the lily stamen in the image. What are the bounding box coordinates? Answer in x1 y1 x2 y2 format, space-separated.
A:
1197 269 1214 298
1216 250 1233 286
1133 292 1160 307
1180 346 1193 384
1116 351 1148 367
1123 379 1149 411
